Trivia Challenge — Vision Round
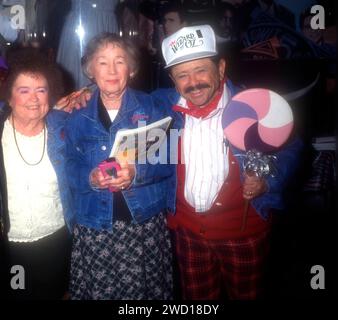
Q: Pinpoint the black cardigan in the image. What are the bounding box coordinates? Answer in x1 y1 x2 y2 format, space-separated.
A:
0 103 11 240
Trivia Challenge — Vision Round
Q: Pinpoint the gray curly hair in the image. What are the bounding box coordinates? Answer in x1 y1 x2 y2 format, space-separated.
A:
81 32 140 80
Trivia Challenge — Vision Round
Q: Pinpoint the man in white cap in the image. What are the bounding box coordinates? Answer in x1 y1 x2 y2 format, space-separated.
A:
152 24 301 299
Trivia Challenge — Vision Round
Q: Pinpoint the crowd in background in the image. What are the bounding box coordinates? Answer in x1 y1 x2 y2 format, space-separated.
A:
0 1 336 89
0 0 336 144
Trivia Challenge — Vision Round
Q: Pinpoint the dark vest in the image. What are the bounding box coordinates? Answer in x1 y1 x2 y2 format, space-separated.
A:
0 103 11 240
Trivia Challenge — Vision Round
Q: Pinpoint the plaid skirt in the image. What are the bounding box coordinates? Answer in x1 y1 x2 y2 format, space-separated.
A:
69 212 173 300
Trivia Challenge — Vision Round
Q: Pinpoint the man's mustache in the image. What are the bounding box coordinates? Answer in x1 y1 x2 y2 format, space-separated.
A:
184 83 210 94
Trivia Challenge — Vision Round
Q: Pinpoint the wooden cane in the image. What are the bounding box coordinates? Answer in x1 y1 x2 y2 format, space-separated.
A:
241 170 254 232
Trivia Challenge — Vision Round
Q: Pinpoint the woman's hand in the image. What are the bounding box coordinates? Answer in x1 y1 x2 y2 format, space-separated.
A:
90 161 135 191
108 161 135 190
242 172 268 200
89 167 113 189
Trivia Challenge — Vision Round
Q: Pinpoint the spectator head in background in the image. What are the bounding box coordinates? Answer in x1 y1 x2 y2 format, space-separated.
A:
161 2 188 36
217 2 237 40
138 0 158 55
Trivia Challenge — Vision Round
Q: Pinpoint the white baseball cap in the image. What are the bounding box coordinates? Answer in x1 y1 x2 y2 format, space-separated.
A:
161 24 218 68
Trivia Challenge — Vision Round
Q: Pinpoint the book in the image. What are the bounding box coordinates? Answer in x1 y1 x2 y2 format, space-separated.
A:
109 116 172 163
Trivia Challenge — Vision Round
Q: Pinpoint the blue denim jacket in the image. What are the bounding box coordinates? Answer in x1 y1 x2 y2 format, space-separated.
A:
0 103 74 233
64 88 175 230
45 110 75 232
151 80 303 219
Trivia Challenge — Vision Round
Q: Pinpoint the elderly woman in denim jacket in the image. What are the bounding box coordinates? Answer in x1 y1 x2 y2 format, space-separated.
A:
64 32 174 300
0 51 73 300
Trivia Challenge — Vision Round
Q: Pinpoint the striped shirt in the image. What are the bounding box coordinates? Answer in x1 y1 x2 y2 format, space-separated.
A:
177 84 230 212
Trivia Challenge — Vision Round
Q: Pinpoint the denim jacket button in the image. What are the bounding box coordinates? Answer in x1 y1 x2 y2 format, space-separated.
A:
101 145 107 151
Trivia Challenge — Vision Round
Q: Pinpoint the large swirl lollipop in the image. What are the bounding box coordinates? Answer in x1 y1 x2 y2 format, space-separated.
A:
222 88 294 230
222 88 293 152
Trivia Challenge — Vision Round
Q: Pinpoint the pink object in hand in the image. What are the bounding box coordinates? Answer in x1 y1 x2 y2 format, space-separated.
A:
98 158 121 192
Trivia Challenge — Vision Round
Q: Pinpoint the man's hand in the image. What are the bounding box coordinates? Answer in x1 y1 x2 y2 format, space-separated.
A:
55 88 92 113
242 172 268 200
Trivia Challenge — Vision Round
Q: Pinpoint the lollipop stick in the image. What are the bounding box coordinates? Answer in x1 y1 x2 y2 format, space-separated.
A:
241 199 249 232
